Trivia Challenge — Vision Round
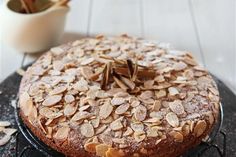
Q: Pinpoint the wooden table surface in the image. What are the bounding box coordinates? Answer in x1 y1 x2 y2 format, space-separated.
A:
0 0 235 94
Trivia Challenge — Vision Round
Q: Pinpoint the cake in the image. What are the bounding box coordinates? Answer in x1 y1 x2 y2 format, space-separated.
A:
18 35 220 157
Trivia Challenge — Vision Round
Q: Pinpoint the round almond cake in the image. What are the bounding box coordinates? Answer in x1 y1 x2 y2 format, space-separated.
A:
19 35 220 157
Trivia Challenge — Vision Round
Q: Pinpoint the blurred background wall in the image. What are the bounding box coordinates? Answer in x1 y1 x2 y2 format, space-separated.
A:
0 0 235 93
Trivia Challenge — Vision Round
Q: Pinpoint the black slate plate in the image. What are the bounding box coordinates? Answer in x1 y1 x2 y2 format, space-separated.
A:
0 66 235 157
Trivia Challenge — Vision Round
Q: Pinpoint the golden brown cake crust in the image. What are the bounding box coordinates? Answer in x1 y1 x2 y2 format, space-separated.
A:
18 35 220 157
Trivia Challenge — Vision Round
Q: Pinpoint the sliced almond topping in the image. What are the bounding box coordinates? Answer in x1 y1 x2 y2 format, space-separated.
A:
168 87 179 96
39 107 62 119
99 102 113 119
64 94 75 103
71 111 92 121
194 120 207 137
112 138 125 144
153 100 161 111
80 123 94 137
134 131 146 143
166 112 179 127
84 142 99 153
51 47 64 55
110 119 123 131
173 61 187 71
81 67 94 79
169 131 183 142
113 76 128 91
64 104 77 116
95 125 107 135
144 80 154 89
169 100 185 115
42 95 62 107
155 90 166 99
20 92 34 116
140 91 153 100
53 126 70 140
95 144 109 157
91 118 100 128
49 86 67 95
134 105 147 121
111 97 125 106
123 127 133 136
81 57 95 65
115 103 130 115
147 127 159 137
120 76 135 90
130 123 144 132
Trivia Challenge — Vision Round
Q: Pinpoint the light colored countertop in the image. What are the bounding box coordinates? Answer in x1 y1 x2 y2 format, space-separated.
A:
0 0 235 94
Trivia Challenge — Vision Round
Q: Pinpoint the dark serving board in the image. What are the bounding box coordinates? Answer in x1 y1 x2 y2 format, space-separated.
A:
0 67 235 157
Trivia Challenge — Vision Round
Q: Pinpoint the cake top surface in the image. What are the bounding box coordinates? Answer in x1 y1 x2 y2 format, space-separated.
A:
19 35 220 156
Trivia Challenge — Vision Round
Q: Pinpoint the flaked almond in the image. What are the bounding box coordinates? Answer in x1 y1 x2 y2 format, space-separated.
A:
81 57 95 65
110 119 123 131
139 91 153 100
155 90 166 99
134 105 147 121
51 47 64 55
42 95 62 106
115 103 130 115
20 92 33 116
79 105 90 111
81 67 94 79
91 118 100 128
130 123 144 132
64 104 77 116
85 142 99 153
153 100 161 111
147 127 159 137
123 127 133 136
131 100 140 107
50 86 67 95
64 94 75 103
173 61 187 71
95 125 107 135
120 76 135 90
169 100 185 115
111 97 125 106
194 120 207 137
53 126 70 140
134 131 146 142
166 112 179 127
71 111 92 121
80 123 94 137
95 144 109 157
112 138 125 144
168 87 179 96
0 134 11 146
39 107 62 119
99 102 113 119
169 131 183 142
144 80 154 89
